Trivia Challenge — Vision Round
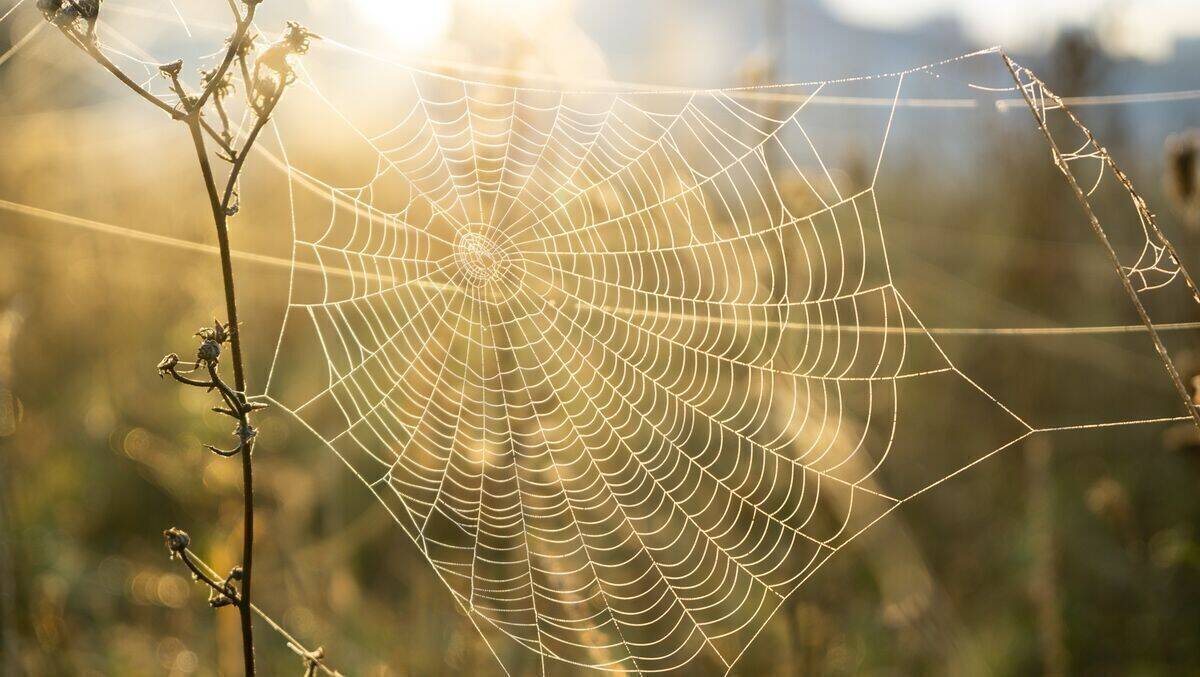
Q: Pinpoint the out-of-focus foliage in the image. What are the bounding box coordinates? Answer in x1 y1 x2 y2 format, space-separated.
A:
0 7 1198 676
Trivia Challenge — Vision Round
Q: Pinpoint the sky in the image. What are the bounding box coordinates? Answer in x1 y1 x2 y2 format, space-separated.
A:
329 0 1200 63
293 0 1200 91
821 0 1200 61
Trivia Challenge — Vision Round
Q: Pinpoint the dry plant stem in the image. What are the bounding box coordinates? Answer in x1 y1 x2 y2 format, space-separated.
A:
63 33 234 155
185 104 257 677
53 5 264 673
78 37 173 115
48 5 321 675
183 8 263 672
224 87 285 211
186 551 344 677
1001 51 1200 432
166 543 341 675
178 549 240 607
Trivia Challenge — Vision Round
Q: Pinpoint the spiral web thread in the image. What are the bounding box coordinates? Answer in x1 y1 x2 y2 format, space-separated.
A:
248 45 1200 675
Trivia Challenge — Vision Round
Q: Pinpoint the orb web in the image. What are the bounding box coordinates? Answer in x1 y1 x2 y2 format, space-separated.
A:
0 3 1196 673
251 46 1200 675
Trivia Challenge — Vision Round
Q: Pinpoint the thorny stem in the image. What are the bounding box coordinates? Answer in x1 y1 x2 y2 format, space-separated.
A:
184 104 257 677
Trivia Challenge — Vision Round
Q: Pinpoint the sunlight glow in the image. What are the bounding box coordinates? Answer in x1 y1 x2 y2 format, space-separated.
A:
353 0 453 50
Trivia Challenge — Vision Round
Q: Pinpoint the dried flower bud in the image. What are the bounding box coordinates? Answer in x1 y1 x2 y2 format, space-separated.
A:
157 353 180 377
250 22 320 110
227 30 257 59
44 0 101 28
200 67 235 99
197 339 221 363
227 566 244 581
163 527 191 555
159 60 183 78
36 0 63 20
196 319 231 344
281 21 319 56
50 6 77 26
71 0 100 19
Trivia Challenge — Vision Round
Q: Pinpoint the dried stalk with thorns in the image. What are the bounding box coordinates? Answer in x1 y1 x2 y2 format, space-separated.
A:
37 1 329 674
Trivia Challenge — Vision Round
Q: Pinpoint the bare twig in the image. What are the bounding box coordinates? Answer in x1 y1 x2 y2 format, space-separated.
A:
162 531 344 676
193 0 259 113
58 29 235 154
164 529 239 606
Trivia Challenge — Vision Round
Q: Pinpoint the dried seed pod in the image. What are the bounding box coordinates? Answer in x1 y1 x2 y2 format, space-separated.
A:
196 319 231 344
250 22 320 112
44 0 101 29
200 66 235 98
159 60 184 78
50 5 78 27
157 353 180 376
36 0 63 20
163 527 191 555
71 0 100 20
197 339 221 363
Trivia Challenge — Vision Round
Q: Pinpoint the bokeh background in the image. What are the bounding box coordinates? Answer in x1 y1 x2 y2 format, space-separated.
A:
2 0 1200 674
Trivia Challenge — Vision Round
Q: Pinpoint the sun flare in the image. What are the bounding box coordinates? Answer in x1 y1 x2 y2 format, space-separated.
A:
353 0 453 50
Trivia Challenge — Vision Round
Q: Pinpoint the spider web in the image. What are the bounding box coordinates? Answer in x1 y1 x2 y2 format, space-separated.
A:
243 45 1200 675
0 2 1195 673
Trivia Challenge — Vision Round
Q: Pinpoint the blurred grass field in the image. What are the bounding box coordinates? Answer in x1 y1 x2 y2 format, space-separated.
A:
2 2 1200 675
